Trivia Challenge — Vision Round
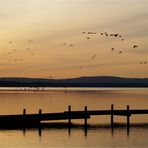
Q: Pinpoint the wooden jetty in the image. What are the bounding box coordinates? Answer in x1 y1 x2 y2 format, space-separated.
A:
0 105 148 128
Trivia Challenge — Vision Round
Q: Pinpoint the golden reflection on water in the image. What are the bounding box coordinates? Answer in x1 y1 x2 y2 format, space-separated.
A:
0 88 147 147
0 125 148 147
0 87 147 123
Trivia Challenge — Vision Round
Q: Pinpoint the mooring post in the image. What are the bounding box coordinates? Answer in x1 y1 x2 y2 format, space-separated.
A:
39 109 42 122
39 109 42 115
84 106 88 127
68 105 71 126
127 105 130 128
23 109 26 115
111 104 114 128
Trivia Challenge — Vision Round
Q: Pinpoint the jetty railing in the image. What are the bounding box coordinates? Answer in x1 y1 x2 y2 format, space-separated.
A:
0 105 147 128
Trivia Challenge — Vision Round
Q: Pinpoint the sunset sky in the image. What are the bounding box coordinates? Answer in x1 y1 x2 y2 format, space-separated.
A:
0 0 148 78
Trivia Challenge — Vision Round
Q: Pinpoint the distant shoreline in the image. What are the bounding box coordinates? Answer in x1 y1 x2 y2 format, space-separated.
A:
0 76 148 87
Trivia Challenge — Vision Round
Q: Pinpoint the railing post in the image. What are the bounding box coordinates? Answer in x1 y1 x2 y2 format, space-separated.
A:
39 109 42 122
39 109 42 115
84 106 88 127
38 109 42 136
111 104 114 128
127 105 130 128
68 105 71 126
23 109 26 115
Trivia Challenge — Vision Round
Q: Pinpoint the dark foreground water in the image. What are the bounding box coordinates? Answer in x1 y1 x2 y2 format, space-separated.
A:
0 87 148 147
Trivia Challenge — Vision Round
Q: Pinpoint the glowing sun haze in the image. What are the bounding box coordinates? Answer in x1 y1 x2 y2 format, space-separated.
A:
0 0 148 78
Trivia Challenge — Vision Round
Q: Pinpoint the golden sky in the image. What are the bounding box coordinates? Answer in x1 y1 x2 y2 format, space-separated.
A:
0 0 148 78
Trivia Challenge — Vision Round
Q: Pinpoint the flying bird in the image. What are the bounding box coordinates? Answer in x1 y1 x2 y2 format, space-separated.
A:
70 44 73 46
118 51 123 54
13 49 17 52
88 32 93 34
105 32 108 36
26 48 30 51
8 52 11 54
133 45 138 48
91 54 96 59
111 48 115 51
109 34 114 36
27 40 32 43
114 34 118 37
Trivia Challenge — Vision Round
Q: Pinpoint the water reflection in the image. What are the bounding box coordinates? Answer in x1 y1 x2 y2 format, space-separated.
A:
20 122 148 138
0 123 147 147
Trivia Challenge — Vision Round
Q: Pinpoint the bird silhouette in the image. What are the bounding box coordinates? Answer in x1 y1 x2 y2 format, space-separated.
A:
13 49 17 52
109 34 114 36
111 48 115 51
70 44 74 47
27 40 32 43
105 32 108 36
114 34 118 37
87 37 90 40
133 45 138 48
91 54 96 59
88 32 92 34
14 59 23 62
118 51 123 54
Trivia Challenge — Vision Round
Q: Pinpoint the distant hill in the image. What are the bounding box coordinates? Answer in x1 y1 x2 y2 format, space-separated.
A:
0 76 148 87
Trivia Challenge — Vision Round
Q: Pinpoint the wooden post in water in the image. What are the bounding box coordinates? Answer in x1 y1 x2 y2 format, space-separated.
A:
68 105 71 126
23 109 26 115
39 109 42 115
111 104 114 128
84 106 88 127
39 109 42 121
127 105 130 128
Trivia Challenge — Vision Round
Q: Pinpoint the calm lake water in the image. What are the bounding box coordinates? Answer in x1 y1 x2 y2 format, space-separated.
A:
0 87 148 147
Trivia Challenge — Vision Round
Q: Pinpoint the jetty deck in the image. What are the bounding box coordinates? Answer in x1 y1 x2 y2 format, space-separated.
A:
0 105 147 128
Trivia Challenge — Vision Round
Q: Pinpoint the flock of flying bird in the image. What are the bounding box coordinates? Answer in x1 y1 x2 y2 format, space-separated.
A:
63 31 147 65
4 31 147 68
5 40 35 62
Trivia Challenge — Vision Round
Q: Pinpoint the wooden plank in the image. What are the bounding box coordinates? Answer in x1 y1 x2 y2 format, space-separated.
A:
0 108 147 127
0 113 90 122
